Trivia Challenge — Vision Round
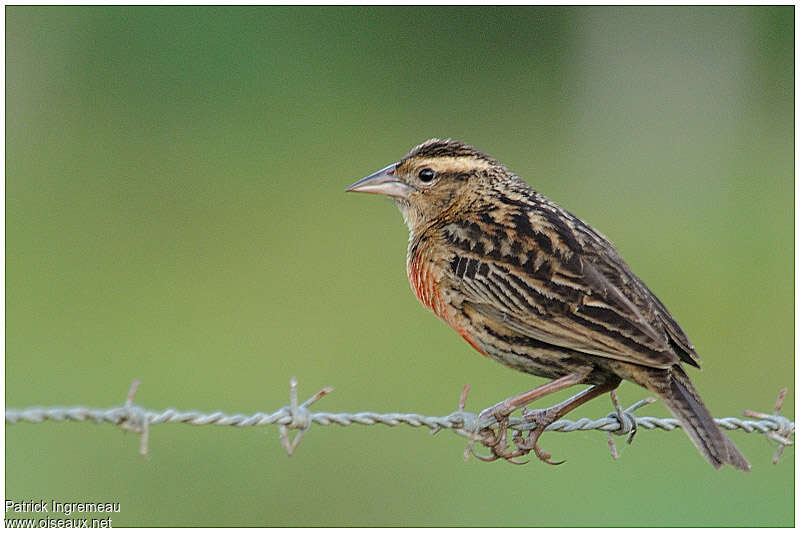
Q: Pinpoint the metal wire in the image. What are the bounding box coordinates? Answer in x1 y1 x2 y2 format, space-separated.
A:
5 378 793 463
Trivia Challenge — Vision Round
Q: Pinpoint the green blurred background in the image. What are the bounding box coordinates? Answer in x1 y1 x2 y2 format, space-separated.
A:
6 6 793 527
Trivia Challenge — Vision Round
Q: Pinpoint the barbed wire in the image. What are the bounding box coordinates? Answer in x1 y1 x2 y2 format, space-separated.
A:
5 378 794 465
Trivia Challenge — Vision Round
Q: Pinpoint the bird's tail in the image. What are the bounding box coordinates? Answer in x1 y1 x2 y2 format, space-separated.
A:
648 366 750 471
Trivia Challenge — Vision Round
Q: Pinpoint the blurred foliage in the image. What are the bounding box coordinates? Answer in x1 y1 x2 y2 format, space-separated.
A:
6 6 793 527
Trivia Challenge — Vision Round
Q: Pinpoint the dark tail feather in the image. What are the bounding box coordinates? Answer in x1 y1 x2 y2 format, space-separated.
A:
652 366 750 471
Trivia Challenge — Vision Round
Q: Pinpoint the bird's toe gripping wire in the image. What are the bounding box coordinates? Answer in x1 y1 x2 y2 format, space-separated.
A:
466 405 564 466
455 385 528 464
472 417 530 465
515 406 565 465
462 378 618 466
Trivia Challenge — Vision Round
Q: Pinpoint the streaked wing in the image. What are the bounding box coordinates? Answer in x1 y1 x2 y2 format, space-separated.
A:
438 184 699 370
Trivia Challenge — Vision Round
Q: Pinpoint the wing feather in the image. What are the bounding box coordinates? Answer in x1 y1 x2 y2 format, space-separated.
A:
439 187 699 370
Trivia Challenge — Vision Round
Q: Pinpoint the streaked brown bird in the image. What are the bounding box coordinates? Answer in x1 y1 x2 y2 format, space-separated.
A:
346 139 749 471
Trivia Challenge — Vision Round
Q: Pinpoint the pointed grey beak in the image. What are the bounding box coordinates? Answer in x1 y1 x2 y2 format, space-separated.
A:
345 163 414 200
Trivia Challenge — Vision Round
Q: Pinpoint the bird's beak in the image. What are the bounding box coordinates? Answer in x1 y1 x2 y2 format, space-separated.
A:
345 163 414 200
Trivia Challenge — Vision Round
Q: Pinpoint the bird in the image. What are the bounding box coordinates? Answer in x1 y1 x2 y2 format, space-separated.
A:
345 138 749 471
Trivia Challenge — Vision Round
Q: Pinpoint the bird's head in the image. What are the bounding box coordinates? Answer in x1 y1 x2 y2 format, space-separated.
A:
346 139 506 232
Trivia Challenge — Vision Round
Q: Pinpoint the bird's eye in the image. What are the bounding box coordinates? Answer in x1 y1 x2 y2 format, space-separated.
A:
418 168 436 183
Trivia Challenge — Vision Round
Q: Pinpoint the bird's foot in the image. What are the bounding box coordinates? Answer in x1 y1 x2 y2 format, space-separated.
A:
469 405 528 464
465 375 595 465
515 406 565 466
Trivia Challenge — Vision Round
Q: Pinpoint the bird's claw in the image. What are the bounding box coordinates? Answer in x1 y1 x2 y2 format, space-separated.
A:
468 439 502 462
469 433 529 465
466 408 529 464
516 407 566 466
468 404 564 466
476 407 510 448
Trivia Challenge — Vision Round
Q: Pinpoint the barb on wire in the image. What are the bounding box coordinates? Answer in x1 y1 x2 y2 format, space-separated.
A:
119 379 149 456
743 388 794 464
5 378 794 466
279 377 334 456
604 390 655 459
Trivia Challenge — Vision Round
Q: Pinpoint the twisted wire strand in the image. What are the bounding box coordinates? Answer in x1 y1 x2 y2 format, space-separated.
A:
5 379 794 461
4 405 793 434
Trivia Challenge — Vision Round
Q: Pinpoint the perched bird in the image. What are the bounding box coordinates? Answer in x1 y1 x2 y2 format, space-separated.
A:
346 139 749 471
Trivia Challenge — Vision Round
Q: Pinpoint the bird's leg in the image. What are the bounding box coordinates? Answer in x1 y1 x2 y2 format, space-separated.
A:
478 373 587 423
518 381 619 465
476 373 588 459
